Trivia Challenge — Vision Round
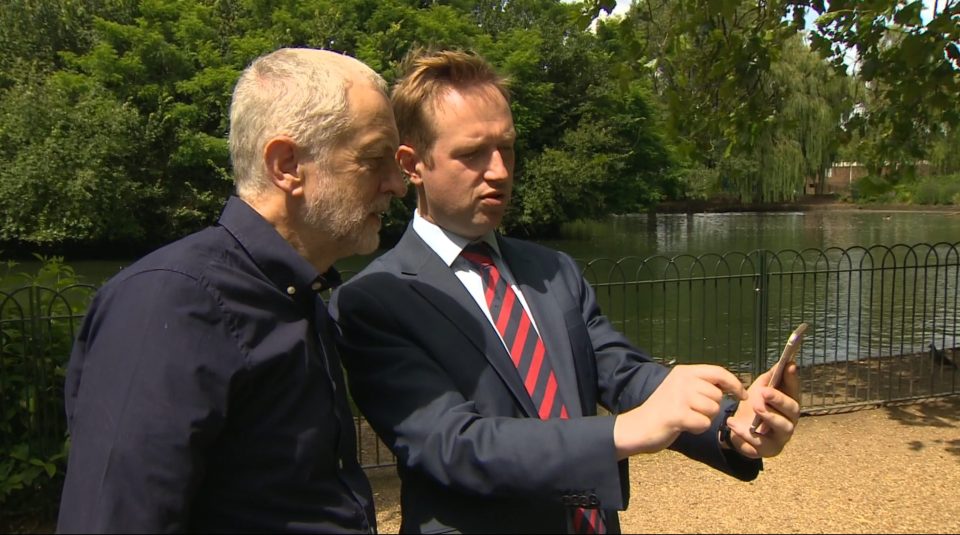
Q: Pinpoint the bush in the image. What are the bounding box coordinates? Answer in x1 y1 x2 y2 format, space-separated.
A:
850 173 960 206
674 165 721 201
851 174 895 203
909 174 960 205
0 256 94 523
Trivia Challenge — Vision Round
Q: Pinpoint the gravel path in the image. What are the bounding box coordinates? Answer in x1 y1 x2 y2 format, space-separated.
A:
367 395 960 533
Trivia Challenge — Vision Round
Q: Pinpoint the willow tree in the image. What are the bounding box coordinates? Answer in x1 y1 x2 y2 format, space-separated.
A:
927 123 960 175
602 0 813 202
747 34 853 200
599 0 854 202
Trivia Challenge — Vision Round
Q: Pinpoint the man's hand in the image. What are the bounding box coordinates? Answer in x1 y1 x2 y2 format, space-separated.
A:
724 362 800 459
613 364 747 459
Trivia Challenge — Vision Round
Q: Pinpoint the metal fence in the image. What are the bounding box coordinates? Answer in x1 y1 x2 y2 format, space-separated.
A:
0 283 95 477
582 241 960 415
3 242 958 470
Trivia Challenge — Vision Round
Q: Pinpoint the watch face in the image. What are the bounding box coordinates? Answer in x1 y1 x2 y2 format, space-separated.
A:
720 410 735 449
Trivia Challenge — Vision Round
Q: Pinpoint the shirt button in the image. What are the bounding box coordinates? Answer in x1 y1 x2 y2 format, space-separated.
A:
286 286 296 295
311 281 324 291
339 458 344 469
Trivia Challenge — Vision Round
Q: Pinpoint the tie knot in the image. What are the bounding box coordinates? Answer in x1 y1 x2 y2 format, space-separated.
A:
461 242 495 268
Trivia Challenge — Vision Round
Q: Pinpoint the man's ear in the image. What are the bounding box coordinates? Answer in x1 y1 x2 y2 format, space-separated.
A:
396 144 424 187
263 135 304 197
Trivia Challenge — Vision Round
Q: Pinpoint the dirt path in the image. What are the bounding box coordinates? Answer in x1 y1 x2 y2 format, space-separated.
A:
367 396 960 533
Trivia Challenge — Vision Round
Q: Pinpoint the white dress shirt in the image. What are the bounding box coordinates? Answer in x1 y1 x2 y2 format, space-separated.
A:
411 211 543 344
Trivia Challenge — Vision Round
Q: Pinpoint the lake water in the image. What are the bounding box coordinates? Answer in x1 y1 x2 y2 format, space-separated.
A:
9 209 960 284
541 209 960 262
535 210 960 369
6 209 960 373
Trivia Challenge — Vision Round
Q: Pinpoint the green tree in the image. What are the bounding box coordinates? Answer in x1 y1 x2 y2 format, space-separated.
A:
518 80 673 233
744 34 853 200
605 0 769 200
807 0 960 178
0 0 138 88
927 123 960 175
60 0 239 237
0 74 151 246
456 0 673 233
601 0 857 202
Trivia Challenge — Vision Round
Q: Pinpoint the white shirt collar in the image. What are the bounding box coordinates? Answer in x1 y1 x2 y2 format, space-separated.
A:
412 210 501 267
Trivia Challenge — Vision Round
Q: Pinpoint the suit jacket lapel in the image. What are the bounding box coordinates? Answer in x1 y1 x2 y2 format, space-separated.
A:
393 228 539 417
498 237 584 418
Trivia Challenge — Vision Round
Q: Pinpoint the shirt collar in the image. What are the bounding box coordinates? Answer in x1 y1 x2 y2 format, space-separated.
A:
412 210 501 267
218 196 340 297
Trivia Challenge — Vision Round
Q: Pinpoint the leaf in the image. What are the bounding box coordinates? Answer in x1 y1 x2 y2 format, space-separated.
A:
814 12 843 26
599 0 618 14
859 58 878 81
9 443 29 461
893 1 923 27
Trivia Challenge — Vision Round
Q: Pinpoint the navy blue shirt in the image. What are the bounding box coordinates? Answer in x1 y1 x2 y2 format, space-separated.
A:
57 197 375 533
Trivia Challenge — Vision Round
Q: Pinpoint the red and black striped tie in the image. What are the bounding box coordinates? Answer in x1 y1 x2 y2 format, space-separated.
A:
461 242 605 534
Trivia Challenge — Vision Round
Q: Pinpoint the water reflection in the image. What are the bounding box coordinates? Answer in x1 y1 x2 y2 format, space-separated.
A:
545 211 960 260
584 241 960 371
11 210 960 370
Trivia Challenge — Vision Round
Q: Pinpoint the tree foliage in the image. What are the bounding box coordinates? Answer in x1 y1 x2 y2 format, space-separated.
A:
0 74 150 245
807 0 960 177
603 0 858 202
0 0 956 251
518 80 674 232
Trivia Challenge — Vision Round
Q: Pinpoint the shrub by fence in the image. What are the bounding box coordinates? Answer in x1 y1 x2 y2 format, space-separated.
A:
1 257 94 521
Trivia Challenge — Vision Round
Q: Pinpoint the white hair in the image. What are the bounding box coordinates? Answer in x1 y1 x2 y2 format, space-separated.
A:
228 48 387 200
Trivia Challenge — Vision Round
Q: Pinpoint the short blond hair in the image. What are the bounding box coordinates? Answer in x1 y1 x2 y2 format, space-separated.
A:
229 48 387 200
391 49 510 160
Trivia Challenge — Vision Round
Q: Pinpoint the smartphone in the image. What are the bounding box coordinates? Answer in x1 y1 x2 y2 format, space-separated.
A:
750 322 807 433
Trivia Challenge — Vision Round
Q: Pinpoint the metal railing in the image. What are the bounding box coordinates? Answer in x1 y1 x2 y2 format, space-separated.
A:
581 242 960 415
3 242 958 471
1 284 94 459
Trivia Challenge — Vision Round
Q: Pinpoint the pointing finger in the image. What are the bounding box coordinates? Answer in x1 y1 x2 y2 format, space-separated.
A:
690 364 747 400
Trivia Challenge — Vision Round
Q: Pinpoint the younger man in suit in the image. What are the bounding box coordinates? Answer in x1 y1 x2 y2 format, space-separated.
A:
331 49 800 534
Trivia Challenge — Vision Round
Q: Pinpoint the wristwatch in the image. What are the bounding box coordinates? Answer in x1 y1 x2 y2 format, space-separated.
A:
718 405 737 450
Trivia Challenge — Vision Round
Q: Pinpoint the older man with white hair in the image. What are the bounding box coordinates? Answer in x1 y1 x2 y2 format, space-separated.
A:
57 48 404 533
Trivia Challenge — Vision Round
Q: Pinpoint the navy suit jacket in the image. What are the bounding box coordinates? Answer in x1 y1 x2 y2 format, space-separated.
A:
331 227 759 533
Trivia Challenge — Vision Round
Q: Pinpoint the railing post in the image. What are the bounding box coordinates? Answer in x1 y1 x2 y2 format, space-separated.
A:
29 284 50 445
753 250 769 378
